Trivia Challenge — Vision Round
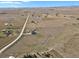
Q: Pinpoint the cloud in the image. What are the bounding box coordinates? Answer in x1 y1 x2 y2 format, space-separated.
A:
0 0 30 2
0 1 30 8
0 1 30 5
0 1 23 4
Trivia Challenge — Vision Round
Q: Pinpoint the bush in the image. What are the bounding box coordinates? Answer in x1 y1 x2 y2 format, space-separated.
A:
76 18 79 20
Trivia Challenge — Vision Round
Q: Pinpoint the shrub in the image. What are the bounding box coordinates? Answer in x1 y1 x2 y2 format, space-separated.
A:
76 18 79 20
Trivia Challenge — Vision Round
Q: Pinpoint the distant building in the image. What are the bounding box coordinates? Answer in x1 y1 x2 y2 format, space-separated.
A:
9 56 15 58
4 23 9 26
1 29 6 32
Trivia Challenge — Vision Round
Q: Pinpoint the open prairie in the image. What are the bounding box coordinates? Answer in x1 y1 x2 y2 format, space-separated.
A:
0 7 79 57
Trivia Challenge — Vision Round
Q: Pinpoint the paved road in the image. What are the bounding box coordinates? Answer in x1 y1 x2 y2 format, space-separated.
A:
0 15 30 54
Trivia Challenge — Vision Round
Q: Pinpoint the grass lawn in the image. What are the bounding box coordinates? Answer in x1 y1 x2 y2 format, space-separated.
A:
0 31 6 38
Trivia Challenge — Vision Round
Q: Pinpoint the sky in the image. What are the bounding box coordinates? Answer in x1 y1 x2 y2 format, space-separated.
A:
0 1 79 8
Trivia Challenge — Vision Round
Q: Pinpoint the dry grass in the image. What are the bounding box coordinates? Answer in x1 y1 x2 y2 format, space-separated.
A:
1 7 79 57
